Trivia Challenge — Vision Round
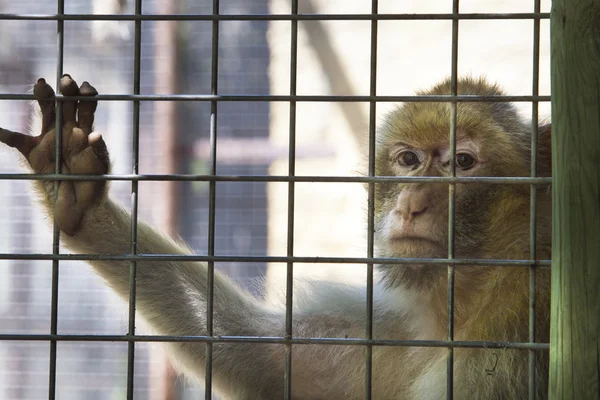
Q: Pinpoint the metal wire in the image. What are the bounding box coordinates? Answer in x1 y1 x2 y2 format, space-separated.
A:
0 173 552 184
284 1 299 398
0 92 550 102
364 0 378 397
0 253 551 266
446 1 460 398
0 5 551 399
126 1 143 398
205 0 220 398
0 12 550 21
528 0 542 398
48 1 65 398
0 333 549 350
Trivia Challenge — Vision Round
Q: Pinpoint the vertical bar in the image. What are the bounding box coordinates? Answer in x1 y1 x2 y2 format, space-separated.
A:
528 0 541 398
447 1 460 399
48 0 65 398
126 0 143 398
205 0 220 398
284 0 299 398
365 1 378 399
549 0 600 396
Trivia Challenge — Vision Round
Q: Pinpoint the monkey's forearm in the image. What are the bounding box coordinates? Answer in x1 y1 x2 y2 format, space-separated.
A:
56 198 374 399
54 198 289 395
59 199 268 335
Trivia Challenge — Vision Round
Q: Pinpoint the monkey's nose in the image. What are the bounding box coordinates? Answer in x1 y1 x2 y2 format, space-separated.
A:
410 206 428 219
396 189 432 221
400 205 428 221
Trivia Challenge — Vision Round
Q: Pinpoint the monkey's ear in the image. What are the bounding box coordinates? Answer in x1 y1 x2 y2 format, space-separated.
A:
536 124 551 177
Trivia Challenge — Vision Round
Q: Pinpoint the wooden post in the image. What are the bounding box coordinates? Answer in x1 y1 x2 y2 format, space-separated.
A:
549 0 600 398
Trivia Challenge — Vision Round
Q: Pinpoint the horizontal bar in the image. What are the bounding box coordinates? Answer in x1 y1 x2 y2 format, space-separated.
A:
0 12 550 22
0 173 553 185
0 253 551 266
0 93 551 103
0 333 549 350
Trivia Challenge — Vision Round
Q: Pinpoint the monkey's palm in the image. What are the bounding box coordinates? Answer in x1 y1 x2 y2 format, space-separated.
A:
0 75 109 235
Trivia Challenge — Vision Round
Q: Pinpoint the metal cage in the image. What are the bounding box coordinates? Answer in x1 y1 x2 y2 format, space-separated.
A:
0 1 561 399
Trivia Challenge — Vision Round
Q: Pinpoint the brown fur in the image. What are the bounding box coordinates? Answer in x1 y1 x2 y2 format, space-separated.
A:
374 77 551 398
0 75 551 399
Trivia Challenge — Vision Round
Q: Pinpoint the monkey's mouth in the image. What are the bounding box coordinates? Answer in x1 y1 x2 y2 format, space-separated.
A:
386 236 446 259
389 235 442 246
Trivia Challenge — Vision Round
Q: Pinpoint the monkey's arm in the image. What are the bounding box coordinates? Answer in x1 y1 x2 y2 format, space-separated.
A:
0 76 263 335
64 202 376 399
63 198 295 397
0 76 286 397
0 75 375 399
61 197 267 336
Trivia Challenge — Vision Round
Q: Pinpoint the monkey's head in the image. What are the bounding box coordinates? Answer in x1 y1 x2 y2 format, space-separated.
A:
373 77 552 291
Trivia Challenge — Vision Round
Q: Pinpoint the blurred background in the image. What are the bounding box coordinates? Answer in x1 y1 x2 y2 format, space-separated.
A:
0 0 550 398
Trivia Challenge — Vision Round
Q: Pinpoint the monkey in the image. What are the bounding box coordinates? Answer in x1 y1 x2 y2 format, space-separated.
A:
0 74 551 399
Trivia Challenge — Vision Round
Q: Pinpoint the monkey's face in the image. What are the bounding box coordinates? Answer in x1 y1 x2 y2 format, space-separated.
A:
374 138 492 288
373 95 532 290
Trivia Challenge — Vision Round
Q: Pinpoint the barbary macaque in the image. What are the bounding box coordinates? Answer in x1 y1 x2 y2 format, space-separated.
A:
0 74 551 399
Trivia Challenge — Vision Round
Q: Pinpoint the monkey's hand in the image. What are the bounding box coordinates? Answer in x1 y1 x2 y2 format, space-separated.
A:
0 75 109 236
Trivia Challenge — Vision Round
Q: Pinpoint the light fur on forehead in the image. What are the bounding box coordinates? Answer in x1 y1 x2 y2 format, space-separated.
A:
375 76 531 178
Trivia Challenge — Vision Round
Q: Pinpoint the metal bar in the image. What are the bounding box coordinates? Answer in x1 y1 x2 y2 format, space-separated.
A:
0 253 552 266
0 93 552 102
0 5 553 399
446 1 460 398
528 0 542 398
0 334 550 350
284 1 299 398
0 173 552 185
126 0 143 398
365 1 378 398
48 0 65 398
0 12 551 22
205 0 220 398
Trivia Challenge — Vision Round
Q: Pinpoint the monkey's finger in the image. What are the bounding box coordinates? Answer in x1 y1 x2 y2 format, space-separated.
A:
0 127 37 156
59 74 79 125
77 81 98 135
33 78 56 135
88 132 110 172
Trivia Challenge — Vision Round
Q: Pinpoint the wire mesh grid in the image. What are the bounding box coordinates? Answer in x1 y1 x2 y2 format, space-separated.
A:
0 1 551 399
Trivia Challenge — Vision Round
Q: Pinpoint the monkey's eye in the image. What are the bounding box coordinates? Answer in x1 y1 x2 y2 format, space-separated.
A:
398 151 420 167
455 153 476 170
